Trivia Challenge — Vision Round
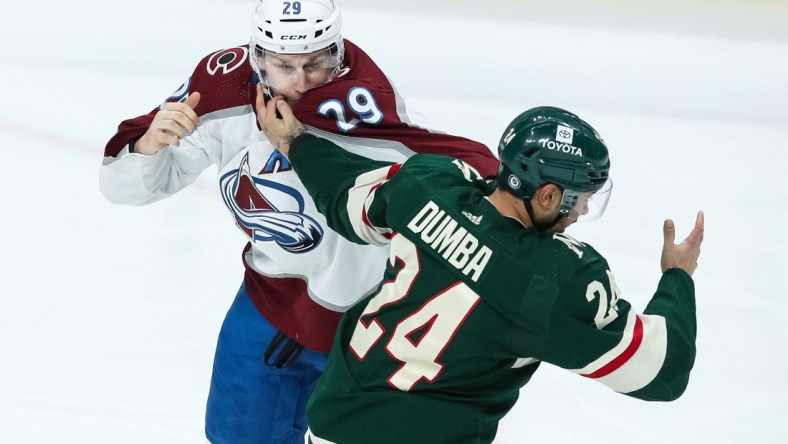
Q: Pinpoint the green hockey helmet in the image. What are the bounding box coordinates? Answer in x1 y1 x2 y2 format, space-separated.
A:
497 106 612 223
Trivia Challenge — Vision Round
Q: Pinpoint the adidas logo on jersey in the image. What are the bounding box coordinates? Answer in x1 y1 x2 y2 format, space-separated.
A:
462 211 483 225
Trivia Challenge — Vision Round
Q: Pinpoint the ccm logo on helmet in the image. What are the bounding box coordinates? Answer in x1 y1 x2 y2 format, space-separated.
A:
281 34 307 40
540 139 583 157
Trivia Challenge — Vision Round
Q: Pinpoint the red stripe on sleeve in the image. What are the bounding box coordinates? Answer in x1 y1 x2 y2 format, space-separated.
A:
360 183 381 233
359 164 401 240
583 315 644 379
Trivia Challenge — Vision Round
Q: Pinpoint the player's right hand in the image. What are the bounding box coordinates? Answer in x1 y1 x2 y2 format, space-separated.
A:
660 211 704 276
257 87 305 158
134 92 201 155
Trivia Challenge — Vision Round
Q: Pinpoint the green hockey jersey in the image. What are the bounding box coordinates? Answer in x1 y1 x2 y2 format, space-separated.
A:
288 135 696 444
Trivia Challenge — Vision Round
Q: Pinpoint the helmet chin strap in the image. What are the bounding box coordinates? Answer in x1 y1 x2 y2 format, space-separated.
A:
260 76 274 99
251 70 275 99
523 198 563 232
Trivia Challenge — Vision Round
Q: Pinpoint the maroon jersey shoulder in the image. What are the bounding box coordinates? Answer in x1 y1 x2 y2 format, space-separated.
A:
188 45 256 116
292 39 498 177
104 45 256 156
292 39 394 126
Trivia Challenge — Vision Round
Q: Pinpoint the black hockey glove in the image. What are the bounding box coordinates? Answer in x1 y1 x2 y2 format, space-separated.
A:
263 330 305 368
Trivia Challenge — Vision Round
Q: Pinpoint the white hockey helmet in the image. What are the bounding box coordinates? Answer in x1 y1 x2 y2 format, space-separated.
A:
250 0 344 95
251 0 343 54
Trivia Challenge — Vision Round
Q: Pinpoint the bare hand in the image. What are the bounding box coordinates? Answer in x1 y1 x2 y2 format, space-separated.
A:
256 85 305 157
135 92 201 155
661 211 704 276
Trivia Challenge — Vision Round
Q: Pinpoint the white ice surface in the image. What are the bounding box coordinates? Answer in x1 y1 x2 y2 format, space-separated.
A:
1 0 786 442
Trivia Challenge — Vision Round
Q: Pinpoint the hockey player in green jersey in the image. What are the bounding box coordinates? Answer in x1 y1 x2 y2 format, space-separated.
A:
258 96 704 444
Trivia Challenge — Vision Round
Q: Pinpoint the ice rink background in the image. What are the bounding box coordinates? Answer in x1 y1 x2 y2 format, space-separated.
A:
1 0 787 442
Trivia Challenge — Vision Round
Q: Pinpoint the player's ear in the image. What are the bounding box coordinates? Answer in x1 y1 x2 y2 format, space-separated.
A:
535 184 562 212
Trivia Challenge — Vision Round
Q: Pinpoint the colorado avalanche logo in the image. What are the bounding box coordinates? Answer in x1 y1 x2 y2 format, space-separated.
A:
220 153 323 253
207 47 248 76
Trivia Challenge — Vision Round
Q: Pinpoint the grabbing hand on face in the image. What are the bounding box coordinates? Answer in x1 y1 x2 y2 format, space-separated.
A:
256 85 306 157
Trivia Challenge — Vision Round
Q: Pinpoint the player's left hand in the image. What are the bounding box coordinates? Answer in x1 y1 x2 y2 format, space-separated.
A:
256 85 306 157
660 210 704 276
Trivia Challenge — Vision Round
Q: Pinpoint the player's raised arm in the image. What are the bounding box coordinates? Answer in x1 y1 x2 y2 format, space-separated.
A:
581 213 705 402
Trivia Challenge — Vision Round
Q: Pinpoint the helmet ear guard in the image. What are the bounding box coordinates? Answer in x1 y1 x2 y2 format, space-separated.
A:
497 106 612 225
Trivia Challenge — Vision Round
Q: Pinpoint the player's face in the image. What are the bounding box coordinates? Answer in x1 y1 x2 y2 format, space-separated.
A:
262 50 336 102
569 193 592 220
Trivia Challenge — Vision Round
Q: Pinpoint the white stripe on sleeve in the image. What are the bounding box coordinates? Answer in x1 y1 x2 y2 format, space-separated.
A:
345 165 398 246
